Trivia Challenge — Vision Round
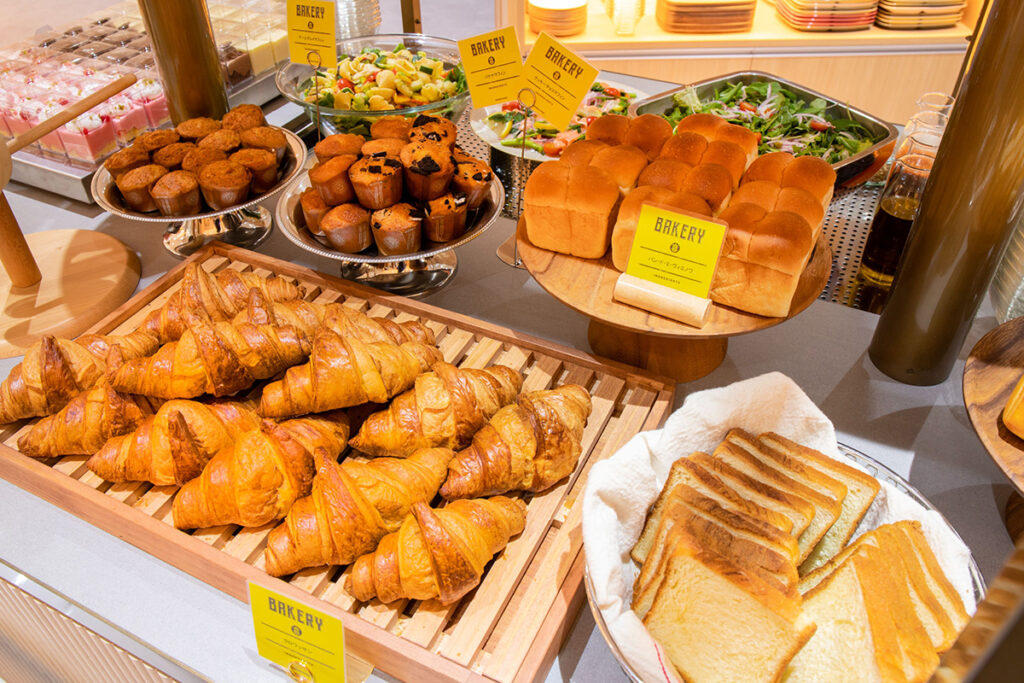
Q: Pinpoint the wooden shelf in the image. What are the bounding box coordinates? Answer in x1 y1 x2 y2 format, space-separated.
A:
521 6 972 53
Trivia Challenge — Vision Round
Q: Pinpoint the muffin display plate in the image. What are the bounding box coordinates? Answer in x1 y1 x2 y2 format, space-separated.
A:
584 442 986 683
91 126 307 222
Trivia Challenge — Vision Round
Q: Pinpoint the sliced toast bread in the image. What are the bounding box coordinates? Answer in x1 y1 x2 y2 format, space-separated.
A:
893 522 970 641
716 434 843 562
642 536 814 683
689 450 815 539
631 454 794 564
760 432 880 574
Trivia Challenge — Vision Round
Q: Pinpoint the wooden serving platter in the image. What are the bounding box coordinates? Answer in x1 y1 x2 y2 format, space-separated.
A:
0 242 675 683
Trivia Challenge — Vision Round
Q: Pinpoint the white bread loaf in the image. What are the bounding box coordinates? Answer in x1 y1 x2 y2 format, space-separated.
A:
559 138 608 167
636 159 692 193
585 113 629 145
658 131 708 166
523 161 621 258
589 144 649 194
623 113 673 160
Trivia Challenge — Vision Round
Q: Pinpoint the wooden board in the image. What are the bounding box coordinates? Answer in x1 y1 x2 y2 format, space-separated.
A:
0 242 675 683
0 229 139 358
515 217 832 339
963 315 1024 491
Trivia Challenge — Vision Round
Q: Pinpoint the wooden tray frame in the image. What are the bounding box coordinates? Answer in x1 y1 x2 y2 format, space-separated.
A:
0 242 675 683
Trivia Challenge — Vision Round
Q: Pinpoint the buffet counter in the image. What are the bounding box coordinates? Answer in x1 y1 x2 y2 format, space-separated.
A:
0 85 1015 681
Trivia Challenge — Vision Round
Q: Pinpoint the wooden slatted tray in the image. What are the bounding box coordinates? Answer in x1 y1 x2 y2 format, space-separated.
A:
0 242 675 683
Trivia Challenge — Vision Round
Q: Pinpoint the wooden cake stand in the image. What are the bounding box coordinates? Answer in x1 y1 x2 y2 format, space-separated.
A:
516 217 832 382
963 316 1024 541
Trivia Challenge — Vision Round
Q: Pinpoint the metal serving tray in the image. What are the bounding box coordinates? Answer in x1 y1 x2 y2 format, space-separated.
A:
628 70 898 186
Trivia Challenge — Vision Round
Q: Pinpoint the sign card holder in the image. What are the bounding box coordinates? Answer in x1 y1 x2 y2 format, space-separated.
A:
614 203 729 328
287 0 338 69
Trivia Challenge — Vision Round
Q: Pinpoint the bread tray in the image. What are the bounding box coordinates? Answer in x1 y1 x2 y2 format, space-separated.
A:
584 442 986 683
628 70 898 186
0 241 676 683
91 127 307 258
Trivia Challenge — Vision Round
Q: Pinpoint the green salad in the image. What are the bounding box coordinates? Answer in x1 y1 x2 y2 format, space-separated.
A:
663 81 882 163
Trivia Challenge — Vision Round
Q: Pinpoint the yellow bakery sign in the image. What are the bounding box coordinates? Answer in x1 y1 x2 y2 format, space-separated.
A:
249 581 346 682
520 32 598 131
626 203 727 299
458 27 524 109
286 0 338 69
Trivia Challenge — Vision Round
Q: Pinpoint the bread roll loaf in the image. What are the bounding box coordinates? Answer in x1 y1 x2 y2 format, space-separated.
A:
560 139 608 167
702 140 748 189
636 159 692 193
523 161 620 258
781 156 837 207
775 187 826 240
611 186 712 271
715 123 760 167
675 112 727 140
623 113 673 160
681 163 733 213
586 114 630 145
659 131 709 166
524 162 572 253
742 152 794 185
731 180 781 212
589 144 649 194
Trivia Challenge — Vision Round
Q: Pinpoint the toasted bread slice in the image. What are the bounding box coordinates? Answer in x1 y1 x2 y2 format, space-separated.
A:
786 550 907 682
690 450 815 539
631 454 794 564
715 437 842 562
759 432 880 573
642 537 814 683
893 522 970 641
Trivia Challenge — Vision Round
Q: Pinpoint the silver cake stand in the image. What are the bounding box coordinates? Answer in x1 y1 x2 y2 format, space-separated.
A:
274 167 504 298
92 128 307 258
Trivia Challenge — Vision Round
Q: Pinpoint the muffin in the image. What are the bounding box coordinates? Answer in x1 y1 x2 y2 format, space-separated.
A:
314 133 364 162
150 170 201 216
175 116 221 142
300 187 330 235
423 192 468 243
221 103 266 132
197 160 252 210
133 129 181 154
198 128 242 155
321 203 372 253
240 126 288 164
360 138 406 159
400 142 455 201
230 148 278 193
181 147 227 174
308 154 357 206
116 163 168 212
103 145 150 181
452 146 477 165
451 157 493 210
370 115 412 141
408 114 457 149
349 156 403 209
371 203 423 255
152 142 197 170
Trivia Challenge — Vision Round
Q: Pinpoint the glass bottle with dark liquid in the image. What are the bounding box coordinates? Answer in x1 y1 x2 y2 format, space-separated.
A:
852 153 932 312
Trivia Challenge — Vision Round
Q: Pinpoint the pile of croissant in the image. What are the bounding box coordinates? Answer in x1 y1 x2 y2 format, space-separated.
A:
1 264 593 606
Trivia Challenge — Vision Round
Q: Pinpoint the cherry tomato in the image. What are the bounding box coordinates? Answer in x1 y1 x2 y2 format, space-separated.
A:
336 77 355 91
585 116 598 127
738 101 757 113
502 101 522 112
810 120 833 132
543 139 568 157
602 86 621 97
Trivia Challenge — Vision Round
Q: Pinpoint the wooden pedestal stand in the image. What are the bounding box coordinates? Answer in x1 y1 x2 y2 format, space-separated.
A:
0 75 140 358
515 217 832 383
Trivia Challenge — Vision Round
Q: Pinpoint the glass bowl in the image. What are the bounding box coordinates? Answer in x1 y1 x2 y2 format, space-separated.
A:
275 33 470 137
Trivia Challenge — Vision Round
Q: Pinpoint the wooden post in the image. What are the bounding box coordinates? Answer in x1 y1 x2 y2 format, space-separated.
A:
0 194 41 288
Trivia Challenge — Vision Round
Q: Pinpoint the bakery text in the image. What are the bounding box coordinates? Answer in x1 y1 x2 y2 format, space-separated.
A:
653 217 705 243
543 46 584 79
294 4 326 18
470 35 506 56
268 597 324 631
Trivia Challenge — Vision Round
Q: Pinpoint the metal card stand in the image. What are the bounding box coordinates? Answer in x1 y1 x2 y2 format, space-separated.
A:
496 88 536 269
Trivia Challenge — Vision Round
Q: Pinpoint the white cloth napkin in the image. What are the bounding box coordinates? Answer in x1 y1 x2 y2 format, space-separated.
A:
581 371 977 683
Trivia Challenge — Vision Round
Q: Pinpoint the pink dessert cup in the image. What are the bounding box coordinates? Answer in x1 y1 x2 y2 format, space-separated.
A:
102 96 148 145
59 111 117 164
126 74 169 127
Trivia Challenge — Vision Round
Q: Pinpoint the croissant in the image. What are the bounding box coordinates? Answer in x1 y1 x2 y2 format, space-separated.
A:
17 381 158 458
439 384 592 500
76 330 161 365
349 363 523 458
346 496 527 604
87 399 261 485
107 313 310 399
172 412 350 529
140 264 304 342
258 326 442 418
263 446 454 576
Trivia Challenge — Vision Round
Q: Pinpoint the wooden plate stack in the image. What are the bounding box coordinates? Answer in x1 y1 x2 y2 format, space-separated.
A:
527 0 589 36
876 0 965 30
775 0 879 32
655 0 757 33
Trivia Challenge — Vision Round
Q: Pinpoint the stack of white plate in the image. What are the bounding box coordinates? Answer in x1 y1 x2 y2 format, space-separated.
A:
655 0 757 33
527 0 589 36
876 0 965 30
606 0 646 35
776 0 878 32
336 0 382 39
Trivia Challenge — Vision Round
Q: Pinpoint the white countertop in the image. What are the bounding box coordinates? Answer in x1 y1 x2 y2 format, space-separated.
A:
0 113 1016 682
